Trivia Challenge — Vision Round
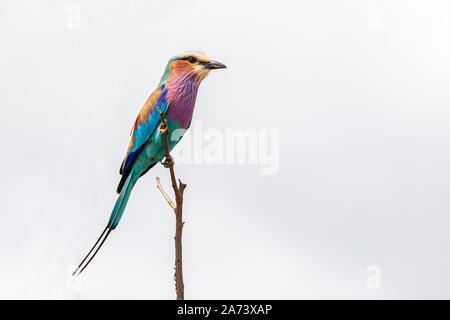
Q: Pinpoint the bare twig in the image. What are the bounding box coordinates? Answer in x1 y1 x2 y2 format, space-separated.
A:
155 107 186 300
155 177 176 209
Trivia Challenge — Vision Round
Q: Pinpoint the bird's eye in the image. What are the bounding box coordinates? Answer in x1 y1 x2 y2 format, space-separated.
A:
187 57 196 64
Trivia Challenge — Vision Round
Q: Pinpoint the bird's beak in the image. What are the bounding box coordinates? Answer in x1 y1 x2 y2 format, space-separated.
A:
204 60 227 70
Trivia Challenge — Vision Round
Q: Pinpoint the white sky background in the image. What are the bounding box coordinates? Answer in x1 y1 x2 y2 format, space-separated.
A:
1 0 450 299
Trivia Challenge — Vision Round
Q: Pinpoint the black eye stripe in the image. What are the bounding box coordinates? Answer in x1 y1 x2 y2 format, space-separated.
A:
176 56 209 64
176 56 197 63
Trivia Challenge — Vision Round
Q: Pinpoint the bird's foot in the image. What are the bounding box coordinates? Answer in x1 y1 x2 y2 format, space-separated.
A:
162 156 174 168
159 120 169 135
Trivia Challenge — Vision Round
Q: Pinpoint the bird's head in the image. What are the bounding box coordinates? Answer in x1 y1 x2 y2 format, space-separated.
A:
159 51 226 86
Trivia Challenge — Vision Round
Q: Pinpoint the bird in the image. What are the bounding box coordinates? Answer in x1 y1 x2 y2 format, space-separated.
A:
72 51 226 276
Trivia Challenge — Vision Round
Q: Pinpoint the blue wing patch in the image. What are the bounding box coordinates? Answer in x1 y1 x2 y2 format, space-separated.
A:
118 85 168 193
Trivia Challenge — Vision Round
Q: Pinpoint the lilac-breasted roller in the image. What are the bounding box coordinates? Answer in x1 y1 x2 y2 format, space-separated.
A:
73 51 226 276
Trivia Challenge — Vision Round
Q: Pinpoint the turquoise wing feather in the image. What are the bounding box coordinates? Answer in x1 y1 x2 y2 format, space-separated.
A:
118 84 168 193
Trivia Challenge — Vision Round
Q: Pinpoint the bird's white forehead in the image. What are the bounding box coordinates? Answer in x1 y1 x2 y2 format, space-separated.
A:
178 51 211 62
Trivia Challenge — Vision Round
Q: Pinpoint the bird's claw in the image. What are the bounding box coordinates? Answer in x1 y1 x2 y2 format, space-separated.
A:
159 121 168 134
162 156 174 168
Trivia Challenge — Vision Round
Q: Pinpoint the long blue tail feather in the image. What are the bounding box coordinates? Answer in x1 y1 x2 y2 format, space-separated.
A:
108 169 137 229
72 169 137 276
